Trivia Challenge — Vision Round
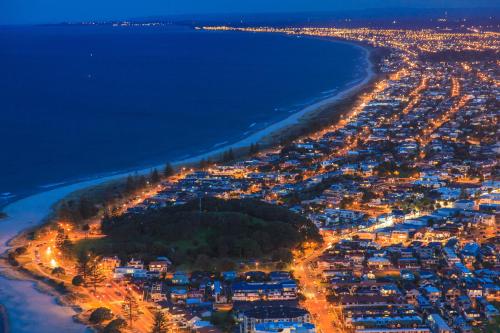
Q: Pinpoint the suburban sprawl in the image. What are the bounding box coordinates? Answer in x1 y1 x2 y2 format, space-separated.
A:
7 24 499 333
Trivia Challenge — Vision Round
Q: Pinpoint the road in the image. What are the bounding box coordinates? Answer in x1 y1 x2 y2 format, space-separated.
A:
293 233 346 333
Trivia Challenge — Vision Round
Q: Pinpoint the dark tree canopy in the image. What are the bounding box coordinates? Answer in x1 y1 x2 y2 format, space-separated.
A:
89 307 113 324
104 318 127 333
96 198 321 269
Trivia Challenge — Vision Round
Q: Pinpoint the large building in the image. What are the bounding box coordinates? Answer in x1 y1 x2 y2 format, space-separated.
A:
232 280 298 302
238 306 311 333
355 329 431 333
254 322 315 333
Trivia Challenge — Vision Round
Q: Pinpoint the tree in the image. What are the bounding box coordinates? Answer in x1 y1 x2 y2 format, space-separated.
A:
82 223 90 239
87 257 106 292
60 238 74 256
137 175 148 188
122 292 142 329
271 247 293 263
150 168 161 184
14 246 27 256
104 318 127 333
227 148 235 161
57 201 77 223
55 228 66 249
163 163 174 178
150 310 168 333
199 158 212 169
52 267 65 277
221 148 235 162
72 275 84 286
125 175 137 194
75 250 91 281
89 307 113 324
79 197 98 220
249 143 260 154
194 254 212 271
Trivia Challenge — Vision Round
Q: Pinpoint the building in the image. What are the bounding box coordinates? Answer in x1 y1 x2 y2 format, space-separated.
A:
113 266 143 279
355 329 430 333
149 260 170 273
172 272 190 285
239 307 311 333
101 256 121 275
232 280 297 302
127 258 144 269
254 322 315 333
428 314 452 333
366 257 392 270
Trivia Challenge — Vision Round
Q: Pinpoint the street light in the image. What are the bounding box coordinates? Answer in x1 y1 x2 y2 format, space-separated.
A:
50 258 58 268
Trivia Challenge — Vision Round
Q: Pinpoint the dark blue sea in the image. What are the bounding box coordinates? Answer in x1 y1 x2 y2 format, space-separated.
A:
0 25 366 200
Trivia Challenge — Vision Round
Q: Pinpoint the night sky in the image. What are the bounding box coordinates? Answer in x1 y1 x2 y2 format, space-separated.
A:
1 0 498 25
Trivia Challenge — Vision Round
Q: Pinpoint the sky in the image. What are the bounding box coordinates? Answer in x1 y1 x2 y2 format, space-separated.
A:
0 0 498 24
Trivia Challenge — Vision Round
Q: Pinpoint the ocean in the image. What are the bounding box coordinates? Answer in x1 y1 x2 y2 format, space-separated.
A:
0 24 366 202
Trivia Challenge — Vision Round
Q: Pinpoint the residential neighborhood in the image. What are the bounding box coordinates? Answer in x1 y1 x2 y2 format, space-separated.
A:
7 23 499 333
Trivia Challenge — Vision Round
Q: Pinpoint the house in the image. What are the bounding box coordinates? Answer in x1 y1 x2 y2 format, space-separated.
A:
171 288 188 303
366 257 392 270
149 260 170 273
340 295 403 308
127 258 144 269
453 316 472 333
232 280 297 302
101 256 121 274
239 306 311 333
148 282 167 301
222 271 238 281
453 199 474 210
113 266 141 279
397 257 420 270
422 286 441 303
443 247 461 267
132 269 149 279
416 295 432 311
427 314 452 333
269 271 291 281
406 289 420 305
172 272 190 285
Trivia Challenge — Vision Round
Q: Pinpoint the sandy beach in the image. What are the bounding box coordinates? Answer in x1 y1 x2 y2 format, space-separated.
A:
0 39 376 332
175 41 375 164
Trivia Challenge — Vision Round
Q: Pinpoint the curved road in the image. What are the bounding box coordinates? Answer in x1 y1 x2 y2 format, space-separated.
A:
0 179 122 333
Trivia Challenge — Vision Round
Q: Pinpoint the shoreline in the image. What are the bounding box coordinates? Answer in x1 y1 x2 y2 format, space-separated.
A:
0 36 376 210
0 36 378 208
0 37 379 333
